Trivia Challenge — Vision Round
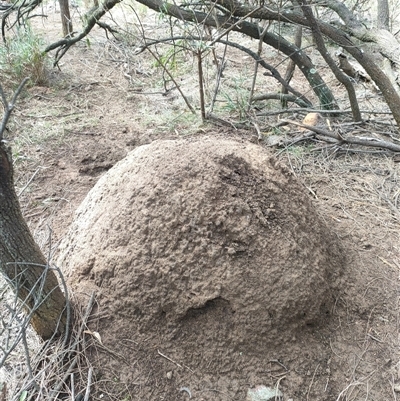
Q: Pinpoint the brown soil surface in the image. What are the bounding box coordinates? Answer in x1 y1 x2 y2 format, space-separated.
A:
1 5 399 401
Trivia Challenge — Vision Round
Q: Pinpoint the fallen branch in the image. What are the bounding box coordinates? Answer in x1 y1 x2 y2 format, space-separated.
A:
282 119 400 152
252 93 311 108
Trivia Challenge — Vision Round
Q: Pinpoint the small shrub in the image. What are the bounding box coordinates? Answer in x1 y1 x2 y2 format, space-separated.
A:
0 25 49 86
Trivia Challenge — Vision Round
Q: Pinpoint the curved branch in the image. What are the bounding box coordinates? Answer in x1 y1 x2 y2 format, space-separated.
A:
209 0 400 126
218 38 313 107
44 0 122 64
1 0 42 41
314 0 361 29
215 39 313 106
137 0 337 109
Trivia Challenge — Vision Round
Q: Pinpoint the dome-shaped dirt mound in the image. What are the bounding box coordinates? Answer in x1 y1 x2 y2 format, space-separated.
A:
58 137 345 395
59 136 344 344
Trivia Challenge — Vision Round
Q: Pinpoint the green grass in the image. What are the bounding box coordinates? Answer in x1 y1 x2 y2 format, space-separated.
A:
0 25 49 86
218 75 251 120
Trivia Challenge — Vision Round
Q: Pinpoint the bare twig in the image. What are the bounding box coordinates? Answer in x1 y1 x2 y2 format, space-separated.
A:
83 367 93 401
281 25 302 108
157 349 183 369
145 47 195 114
17 168 42 197
45 0 122 65
134 36 312 107
0 78 30 140
247 22 270 112
71 373 75 401
197 49 206 120
306 363 320 401
299 0 361 120
49 293 96 399
209 38 228 113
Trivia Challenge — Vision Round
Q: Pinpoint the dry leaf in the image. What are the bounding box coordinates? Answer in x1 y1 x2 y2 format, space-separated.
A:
84 330 103 344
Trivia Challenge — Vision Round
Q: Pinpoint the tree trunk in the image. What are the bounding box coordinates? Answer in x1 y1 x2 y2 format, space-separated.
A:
299 0 361 121
59 0 73 37
377 0 390 30
0 85 67 340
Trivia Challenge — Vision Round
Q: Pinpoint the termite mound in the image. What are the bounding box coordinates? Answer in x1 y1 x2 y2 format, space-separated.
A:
58 136 345 396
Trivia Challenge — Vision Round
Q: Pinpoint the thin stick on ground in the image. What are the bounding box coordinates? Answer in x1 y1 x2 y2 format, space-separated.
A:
282 119 400 152
84 367 93 401
306 363 320 401
157 349 183 369
247 22 270 113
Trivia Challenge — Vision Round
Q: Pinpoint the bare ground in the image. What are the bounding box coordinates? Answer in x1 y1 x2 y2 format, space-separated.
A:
1 4 400 400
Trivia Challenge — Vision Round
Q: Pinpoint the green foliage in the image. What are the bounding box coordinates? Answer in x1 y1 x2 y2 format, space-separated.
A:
19 390 28 401
282 144 315 156
220 76 250 120
152 44 185 71
0 25 49 86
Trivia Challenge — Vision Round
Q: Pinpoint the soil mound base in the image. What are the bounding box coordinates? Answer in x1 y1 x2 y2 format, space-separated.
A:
58 136 345 398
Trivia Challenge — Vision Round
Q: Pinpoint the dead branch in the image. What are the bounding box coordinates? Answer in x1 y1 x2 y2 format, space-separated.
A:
248 22 270 113
252 93 311 108
282 119 400 152
1 0 42 41
0 78 29 140
281 25 302 108
44 0 122 65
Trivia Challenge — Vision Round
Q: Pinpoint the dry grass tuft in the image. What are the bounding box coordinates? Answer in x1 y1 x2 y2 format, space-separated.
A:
0 288 96 401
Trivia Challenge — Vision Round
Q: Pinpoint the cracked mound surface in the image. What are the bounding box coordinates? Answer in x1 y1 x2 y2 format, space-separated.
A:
58 136 345 396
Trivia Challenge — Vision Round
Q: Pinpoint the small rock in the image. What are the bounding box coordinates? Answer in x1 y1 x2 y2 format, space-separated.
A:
166 371 173 380
246 385 283 401
301 112 321 131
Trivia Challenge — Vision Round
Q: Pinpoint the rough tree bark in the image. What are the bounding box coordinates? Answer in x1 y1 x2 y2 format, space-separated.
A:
0 81 67 341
